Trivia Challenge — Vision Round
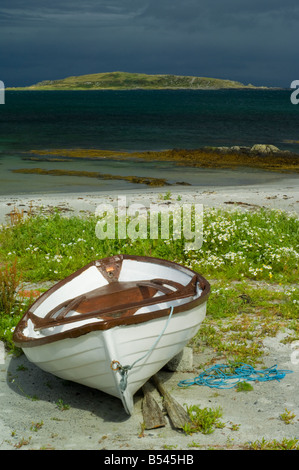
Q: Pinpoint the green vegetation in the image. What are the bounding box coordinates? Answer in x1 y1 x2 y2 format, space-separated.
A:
247 437 299 450
191 282 299 364
236 381 254 392
279 408 296 424
8 71 260 91
183 404 224 435
30 421 44 432
0 259 21 315
55 399 70 411
0 205 298 362
0 206 297 284
13 436 32 449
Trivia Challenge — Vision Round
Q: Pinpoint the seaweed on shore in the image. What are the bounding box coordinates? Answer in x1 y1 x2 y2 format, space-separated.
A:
11 167 184 187
25 146 299 173
22 157 74 162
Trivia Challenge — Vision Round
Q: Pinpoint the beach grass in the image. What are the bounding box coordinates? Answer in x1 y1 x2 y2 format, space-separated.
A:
191 281 299 364
0 206 297 283
0 206 298 358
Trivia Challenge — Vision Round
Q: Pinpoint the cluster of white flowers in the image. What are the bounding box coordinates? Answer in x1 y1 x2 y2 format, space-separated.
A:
284 286 299 305
59 237 87 248
25 244 39 253
222 251 246 262
248 266 272 278
181 208 299 280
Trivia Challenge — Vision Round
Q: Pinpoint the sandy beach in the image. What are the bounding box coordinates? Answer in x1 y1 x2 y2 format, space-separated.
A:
1 330 298 451
0 173 298 225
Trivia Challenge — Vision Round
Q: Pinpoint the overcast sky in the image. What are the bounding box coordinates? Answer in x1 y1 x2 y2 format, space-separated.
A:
1 0 298 87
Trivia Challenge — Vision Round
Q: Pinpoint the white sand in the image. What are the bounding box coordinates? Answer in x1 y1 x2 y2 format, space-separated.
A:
1 338 298 450
0 174 298 224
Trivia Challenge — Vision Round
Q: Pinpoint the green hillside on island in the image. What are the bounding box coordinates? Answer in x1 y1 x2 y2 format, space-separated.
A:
9 71 263 90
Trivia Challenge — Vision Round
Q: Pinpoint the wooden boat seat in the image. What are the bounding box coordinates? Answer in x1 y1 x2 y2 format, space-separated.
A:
29 275 198 331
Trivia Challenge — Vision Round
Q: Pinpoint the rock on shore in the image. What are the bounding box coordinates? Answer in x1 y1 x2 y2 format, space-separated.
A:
206 144 290 155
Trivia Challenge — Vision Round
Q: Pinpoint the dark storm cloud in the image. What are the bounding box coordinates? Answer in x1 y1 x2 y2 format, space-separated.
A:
1 0 298 87
0 0 143 25
139 0 299 26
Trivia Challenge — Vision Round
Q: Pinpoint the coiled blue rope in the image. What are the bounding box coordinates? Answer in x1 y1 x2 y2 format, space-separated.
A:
178 363 292 390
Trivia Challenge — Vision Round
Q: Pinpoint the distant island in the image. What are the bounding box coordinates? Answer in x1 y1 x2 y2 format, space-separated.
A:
8 71 266 90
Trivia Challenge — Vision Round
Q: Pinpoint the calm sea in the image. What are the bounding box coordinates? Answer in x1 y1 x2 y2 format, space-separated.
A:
0 89 298 195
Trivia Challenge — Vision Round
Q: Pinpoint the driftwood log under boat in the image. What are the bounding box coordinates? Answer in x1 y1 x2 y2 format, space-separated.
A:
13 255 210 414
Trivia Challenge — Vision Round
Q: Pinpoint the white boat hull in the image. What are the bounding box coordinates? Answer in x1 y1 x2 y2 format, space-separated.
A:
22 302 206 414
14 255 210 415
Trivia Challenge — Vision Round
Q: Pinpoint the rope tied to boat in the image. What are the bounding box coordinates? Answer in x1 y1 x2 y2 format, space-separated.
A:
111 305 174 392
177 363 293 390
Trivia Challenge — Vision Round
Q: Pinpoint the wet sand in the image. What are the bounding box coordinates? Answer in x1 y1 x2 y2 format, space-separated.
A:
0 173 298 225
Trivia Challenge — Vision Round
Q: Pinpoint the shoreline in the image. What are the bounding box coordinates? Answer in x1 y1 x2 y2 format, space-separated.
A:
5 151 299 197
23 146 299 173
1 175 298 225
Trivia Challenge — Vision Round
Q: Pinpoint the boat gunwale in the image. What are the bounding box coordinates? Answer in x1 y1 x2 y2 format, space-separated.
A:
13 255 210 348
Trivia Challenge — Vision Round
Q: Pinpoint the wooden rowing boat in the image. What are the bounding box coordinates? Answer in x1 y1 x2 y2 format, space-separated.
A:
13 255 210 414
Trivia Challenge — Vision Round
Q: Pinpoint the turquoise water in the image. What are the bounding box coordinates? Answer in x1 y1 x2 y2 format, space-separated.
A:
0 89 298 194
